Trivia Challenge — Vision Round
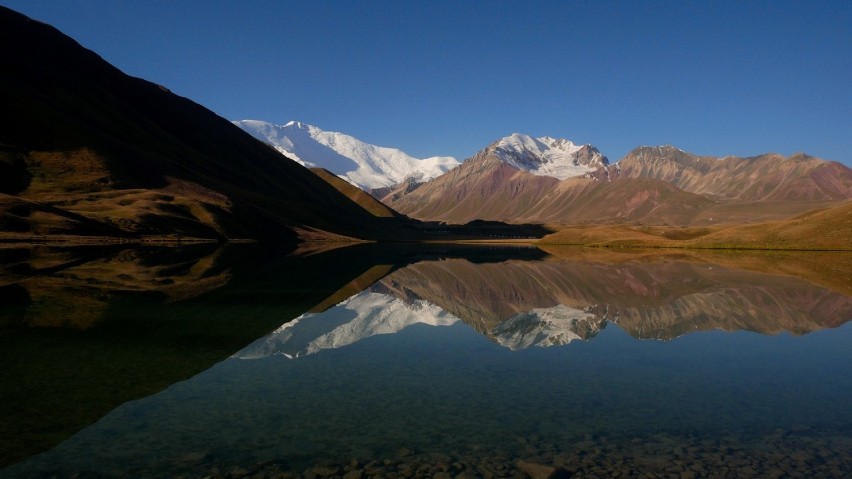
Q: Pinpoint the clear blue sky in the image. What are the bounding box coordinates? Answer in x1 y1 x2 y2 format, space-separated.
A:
3 0 851 165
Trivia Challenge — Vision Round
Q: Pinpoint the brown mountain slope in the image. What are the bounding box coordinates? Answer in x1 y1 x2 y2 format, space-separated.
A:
689 200 852 250
384 154 557 222
389 139 852 226
0 7 401 244
385 150 713 225
539 201 852 251
609 146 852 202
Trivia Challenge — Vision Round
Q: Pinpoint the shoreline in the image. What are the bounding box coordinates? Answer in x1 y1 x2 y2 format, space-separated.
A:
1 234 849 252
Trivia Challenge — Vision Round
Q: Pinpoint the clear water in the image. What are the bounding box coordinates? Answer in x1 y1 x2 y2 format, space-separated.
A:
1 245 851 478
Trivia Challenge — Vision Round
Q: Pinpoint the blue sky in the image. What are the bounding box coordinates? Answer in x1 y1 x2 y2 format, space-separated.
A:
4 0 851 164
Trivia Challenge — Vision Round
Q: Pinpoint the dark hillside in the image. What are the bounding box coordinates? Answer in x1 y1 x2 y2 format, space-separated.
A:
0 6 400 243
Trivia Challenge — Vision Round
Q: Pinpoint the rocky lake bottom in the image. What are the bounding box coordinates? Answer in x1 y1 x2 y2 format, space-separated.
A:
175 426 852 479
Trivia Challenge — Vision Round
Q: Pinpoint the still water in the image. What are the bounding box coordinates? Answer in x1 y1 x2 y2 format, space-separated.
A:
1 244 851 478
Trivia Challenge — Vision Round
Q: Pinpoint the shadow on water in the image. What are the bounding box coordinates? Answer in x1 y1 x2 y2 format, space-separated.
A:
0 241 546 467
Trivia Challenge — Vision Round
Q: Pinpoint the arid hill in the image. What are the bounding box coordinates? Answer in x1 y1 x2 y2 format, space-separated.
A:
538 201 852 251
606 146 852 202
385 149 714 225
387 138 852 227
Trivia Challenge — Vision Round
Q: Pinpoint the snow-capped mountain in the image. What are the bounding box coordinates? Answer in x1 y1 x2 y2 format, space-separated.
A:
233 120 460 190
491 133 608 180
383 132 638 223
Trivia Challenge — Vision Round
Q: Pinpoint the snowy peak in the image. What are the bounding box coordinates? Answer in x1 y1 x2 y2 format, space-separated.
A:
487 133 608 180
283 120 309 130
233 120 460 190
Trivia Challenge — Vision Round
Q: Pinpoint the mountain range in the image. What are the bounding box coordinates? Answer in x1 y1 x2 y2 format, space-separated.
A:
385 141 852 226
2 5 851 249
236 116 852 230
604 146 852 201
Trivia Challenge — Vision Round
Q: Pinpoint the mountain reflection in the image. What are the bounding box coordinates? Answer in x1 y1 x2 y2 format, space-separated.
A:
1 244 851 469
237 291 460 359
0 242 461 467
237 250 852 358
0 244 231 329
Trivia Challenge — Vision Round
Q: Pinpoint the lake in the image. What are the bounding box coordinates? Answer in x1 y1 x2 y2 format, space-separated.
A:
1 244 850 478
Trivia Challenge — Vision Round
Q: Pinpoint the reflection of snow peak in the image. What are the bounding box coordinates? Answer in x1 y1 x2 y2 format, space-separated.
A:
491 305 602 350
234 291 460 359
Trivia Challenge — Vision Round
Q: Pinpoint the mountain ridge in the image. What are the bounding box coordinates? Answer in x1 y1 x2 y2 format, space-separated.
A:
384 142 715 225
386 136 852 226
233 119 460 191
599 145 852 202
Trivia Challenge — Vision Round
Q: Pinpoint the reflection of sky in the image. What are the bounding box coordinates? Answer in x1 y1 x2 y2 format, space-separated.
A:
7 318 852 478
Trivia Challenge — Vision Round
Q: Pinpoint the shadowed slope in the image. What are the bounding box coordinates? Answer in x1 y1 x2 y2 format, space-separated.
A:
310 168 402 218
0 7 400 243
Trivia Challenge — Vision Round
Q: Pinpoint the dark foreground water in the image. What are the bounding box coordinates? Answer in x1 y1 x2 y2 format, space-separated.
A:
1 244 851 478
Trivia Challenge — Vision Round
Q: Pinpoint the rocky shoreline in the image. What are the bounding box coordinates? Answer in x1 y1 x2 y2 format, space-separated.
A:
186 428 850 479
